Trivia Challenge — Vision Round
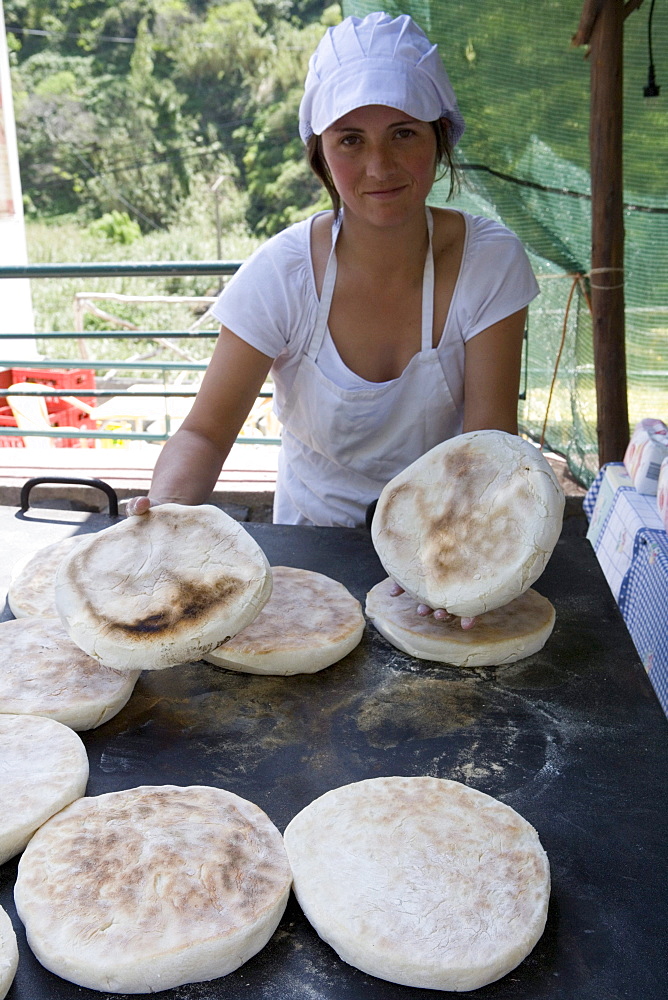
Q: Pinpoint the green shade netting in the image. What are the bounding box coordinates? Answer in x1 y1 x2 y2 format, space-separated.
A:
345 0 668 485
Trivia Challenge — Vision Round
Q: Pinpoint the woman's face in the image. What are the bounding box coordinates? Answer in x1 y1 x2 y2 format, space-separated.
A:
320 104 438 227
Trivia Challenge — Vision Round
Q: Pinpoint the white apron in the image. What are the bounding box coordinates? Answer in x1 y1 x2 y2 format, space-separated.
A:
274 209 461 527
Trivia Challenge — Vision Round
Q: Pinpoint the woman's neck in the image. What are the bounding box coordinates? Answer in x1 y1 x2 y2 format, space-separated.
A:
335 207 430 281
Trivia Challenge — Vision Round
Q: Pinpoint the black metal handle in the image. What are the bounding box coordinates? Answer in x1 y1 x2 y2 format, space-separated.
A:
20 477 119 516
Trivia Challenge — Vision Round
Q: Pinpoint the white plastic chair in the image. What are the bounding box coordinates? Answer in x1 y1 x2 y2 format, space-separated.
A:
6 383 93 448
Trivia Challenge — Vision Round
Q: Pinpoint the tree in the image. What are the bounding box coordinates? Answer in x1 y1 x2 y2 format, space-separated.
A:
8 0 337 230
235 9 339 234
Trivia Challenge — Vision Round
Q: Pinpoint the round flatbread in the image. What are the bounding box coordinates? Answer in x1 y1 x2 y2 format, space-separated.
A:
371 430 565 617
0 714 89 865
284 776 550 992
14 785 292 994
366 578 555 667
0 617 140 730
55 504 272 672
204 566 365 675
0 905 18 1000
8 535 83 619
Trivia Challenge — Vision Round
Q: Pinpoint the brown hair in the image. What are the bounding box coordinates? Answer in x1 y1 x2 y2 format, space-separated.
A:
306 118 460 216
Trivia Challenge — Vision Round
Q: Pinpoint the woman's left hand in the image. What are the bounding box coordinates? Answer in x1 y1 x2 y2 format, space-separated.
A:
388 582 477 629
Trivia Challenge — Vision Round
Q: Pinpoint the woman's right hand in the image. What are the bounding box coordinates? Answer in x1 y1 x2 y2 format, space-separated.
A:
124 496 157 517
389 581 477 629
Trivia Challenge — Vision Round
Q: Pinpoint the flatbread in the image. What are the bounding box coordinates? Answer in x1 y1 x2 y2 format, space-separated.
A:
0 617 140 730
366 577 555 667
0 905 18 1000
14 784 292 994
371 430 565 617
0 713 89 865
204 566 365 675
55 504 272 672
284 776 550 991
8 535 83 619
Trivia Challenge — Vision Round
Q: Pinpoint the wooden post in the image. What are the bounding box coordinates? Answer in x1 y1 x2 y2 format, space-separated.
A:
587 0 630 464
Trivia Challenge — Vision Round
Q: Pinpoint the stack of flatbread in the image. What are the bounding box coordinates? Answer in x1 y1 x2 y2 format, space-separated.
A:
55 504 272 671
205 566 364 675
14 784 292 994
366 577 555 667
0 905 18 1000
0 617 139 730
284 775 550 991
369 431 564 665
0 713 89 865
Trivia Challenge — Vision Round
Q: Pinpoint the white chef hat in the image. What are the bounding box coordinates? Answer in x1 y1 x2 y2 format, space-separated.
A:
299 11 465 146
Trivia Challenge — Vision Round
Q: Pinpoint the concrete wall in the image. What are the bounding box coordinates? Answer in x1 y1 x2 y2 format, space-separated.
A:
0 1 37 358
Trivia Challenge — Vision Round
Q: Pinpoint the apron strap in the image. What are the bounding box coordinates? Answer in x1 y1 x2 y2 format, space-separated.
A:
307 214 341 361
421 208 435 352
308 208 435 362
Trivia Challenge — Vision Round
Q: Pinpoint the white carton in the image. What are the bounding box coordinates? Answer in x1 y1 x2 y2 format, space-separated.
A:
623 418 668 495
657 457 668 531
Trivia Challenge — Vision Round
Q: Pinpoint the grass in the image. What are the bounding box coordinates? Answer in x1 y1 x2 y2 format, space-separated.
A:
23 180 263 377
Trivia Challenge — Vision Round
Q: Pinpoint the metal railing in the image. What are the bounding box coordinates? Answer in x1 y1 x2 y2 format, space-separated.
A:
0 260 282 446
0 262 243 278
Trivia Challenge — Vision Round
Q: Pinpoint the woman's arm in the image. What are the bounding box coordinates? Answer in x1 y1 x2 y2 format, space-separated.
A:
462 307 527 434
126 326 273 514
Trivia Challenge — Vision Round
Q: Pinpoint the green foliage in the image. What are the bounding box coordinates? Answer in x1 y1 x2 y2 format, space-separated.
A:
239 88 318 235
235 15 337 234
87 210 143 243
12 52 100 216
25 190 262 360
9 0 335 232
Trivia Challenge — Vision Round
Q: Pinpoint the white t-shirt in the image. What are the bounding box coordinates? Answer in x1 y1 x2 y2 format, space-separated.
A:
212 209 538 419
212 209 539 525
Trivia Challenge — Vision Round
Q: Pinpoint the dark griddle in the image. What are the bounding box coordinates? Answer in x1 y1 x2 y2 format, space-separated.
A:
0 507 666 1000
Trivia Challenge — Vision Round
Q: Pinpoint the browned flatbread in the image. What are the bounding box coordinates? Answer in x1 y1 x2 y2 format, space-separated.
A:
55 504 272 672
14 785 292 994
205 566 364 674
366 577 555 666
371 430 564 617
284 776 550 991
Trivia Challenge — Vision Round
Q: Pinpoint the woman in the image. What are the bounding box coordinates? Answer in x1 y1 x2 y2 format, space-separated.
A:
127 12 538 620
